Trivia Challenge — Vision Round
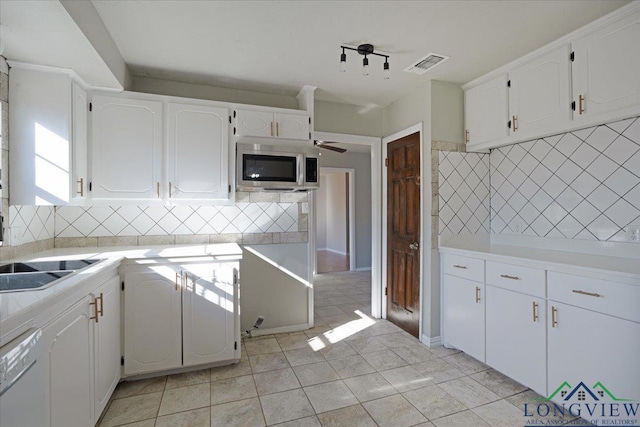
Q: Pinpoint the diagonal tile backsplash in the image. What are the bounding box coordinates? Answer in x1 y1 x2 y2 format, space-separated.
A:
55 201 304 238
7 205 55 246
491 116 640 241
439 151 491 237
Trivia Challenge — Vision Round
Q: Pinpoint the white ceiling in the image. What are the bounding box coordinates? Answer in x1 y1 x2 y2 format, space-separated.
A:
0 1 122 89
91 0 629 107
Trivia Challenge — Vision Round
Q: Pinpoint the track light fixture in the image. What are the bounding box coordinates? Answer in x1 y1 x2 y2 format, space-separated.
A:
340 44 390 79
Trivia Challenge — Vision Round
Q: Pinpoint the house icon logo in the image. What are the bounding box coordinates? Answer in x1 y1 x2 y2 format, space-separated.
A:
545 381 633 402
524 381 639 426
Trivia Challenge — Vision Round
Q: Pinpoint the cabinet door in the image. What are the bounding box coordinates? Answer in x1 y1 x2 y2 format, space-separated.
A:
9 68 73 205
182 263 238 366
124 268 182 375
548 302 640 415
572 11 640 121
93 276 121 422
443 274 485 362
509 46 571 136
274 112 310 140
167 103 229 200
486 286 546 395
43 297 93 427
465 74 510 146
235 109 274 138
72 83 88 202
91 95 163 200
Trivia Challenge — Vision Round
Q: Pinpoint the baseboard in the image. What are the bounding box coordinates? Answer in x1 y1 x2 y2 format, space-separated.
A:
248 323 311 337
354 267 372 271
420 334 442 348
320 248 349 256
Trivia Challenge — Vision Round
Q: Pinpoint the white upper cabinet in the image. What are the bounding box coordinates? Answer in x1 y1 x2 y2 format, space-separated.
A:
235 109 310 140
465 74 510 147
235 109 274 138
72 83 89 203
464 3 640 151
572 11 640 123
9 67 87 205
274 112 310 140
167 103 229 200
509 46 572 137
91 94 163 201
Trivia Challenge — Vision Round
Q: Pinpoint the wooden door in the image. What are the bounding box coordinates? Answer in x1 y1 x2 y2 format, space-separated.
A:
43 296 93 427
442 275 485 361
92 276 121 422
91 95 163 200
123 267 182 375
167 102 229 200
182 262 238 366
465 74 510 146
486 286 546 395
386 133 420 337
509 46 572 136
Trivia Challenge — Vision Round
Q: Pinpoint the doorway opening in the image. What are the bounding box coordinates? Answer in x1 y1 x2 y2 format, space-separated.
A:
316 167 355 274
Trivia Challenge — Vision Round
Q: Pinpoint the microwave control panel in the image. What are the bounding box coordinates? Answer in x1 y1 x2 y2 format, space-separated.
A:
306 158 318 183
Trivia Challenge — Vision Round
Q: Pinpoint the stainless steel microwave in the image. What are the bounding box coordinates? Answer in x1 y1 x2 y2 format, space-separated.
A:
236 143 319 192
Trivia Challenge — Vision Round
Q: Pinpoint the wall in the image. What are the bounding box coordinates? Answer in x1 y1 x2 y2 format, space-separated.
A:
382 81 436 339
54 192 309 247
491 116 640 241
323 172 348 255
240 245 309 333
0 62 56 260
316 175 327 250
431 81 465 144
314 100 383 137
318 151 372 269
130 76 299 110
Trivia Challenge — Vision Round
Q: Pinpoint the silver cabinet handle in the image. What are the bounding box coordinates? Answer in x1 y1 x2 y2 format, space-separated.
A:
572 289 601 298
453 265 467 269
500 274 520 280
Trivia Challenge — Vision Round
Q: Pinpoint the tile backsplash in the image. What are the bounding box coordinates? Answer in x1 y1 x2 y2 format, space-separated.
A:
491 117 640 241
439 151 490 237
55 197 306 239
7 205 55 246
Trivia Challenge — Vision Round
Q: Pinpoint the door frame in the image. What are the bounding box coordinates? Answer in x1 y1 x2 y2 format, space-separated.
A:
382 123 424 339
317 167 356 272
310 131 382 317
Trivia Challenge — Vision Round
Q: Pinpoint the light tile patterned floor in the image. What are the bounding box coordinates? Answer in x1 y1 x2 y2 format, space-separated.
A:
98 271 583 427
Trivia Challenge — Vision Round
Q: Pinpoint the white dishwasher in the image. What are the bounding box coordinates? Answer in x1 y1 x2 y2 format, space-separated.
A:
0 328 47 427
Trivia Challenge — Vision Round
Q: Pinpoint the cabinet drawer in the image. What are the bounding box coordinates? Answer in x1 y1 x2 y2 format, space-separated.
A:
486 261 545 298
442 254 484 282
548 272 640 323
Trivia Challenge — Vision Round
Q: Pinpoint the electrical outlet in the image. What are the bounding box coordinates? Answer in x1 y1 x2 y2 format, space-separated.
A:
626 225 640 242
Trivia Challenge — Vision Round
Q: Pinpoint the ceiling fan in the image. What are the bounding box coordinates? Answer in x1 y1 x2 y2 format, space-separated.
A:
314 140 347 153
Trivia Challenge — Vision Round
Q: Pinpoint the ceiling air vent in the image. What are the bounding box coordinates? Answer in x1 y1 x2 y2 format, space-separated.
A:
404 53 449 75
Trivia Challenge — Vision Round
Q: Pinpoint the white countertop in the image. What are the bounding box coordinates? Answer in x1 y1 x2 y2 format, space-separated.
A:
0 243 243 344
439 234 640 284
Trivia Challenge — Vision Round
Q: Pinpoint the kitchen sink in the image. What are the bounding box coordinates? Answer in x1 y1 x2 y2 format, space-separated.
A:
0 271 75 292
0 259 100 274
0 259 102 292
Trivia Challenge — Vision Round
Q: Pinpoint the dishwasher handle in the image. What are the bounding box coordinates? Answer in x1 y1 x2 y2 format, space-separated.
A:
0 328 43 397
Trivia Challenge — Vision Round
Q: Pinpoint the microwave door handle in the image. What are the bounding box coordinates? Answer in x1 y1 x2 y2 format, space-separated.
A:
298 155 304 186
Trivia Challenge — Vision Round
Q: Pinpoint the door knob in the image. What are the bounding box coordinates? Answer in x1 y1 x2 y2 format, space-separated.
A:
409 242 420 250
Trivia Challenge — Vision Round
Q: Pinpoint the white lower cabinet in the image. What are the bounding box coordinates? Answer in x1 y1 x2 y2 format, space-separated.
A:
548 301 640 413
92 276 122 422
42 273 122 427
123 259 240 376
443 274 485 362
43 296 93 427
486 286 546 395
